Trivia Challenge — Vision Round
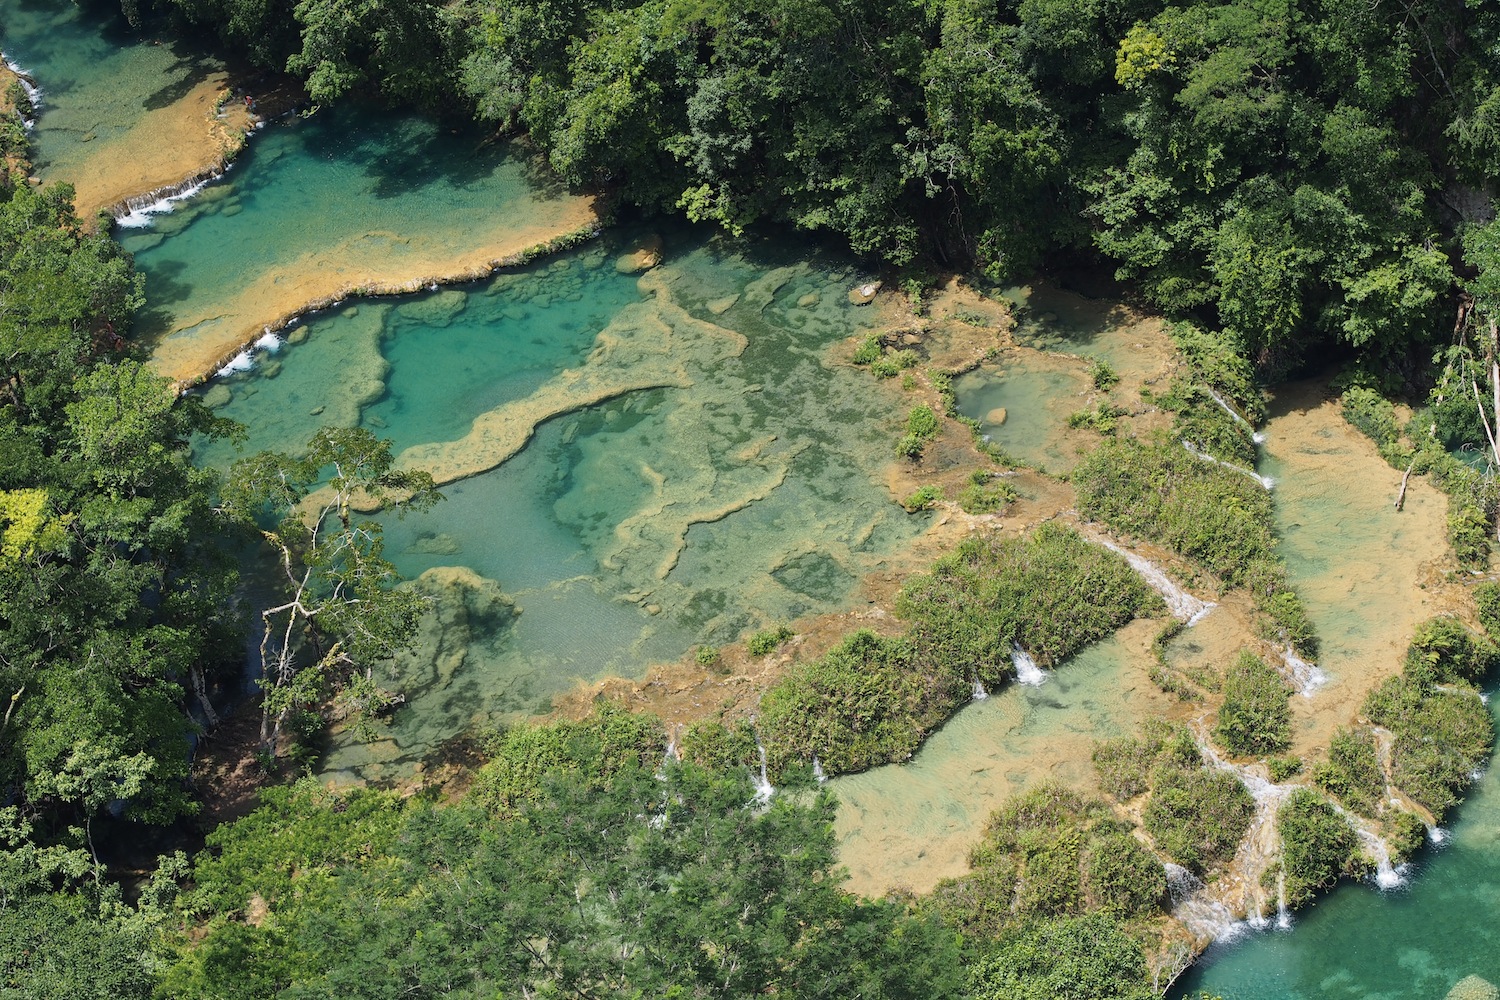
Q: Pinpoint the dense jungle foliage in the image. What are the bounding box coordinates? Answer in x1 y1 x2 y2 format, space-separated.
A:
118 0 1500 378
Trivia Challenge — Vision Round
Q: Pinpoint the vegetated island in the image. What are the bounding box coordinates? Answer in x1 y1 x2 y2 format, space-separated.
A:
4 0 1500 997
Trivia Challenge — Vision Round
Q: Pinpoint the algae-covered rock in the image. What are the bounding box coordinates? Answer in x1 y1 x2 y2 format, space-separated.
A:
616 234 663 274
392 566 520 690
707 295 740 315
986 407 1008 426
286 325 310 345
407 532 461 555
848 280 881 305
201 383 232 408
1447 976 1500 1000
396 288 467 327
796 292 820 308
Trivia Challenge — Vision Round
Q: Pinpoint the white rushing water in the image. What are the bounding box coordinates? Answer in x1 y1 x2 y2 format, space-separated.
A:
972 678 989 701
812 757 827 784
1011 644 1047 686
752 738 775 806
1088 534 1216 625
1182 439 1275 490
115 173 219 228
3 57 41 128
1204 386 1268 444
214 350 255 377
1280 646 1330 697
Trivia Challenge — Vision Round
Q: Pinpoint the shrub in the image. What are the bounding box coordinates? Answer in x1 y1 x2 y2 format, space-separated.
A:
1384 809 1429 864
747 625 794 656
470 705 665 812
695 644 720 667
1363 675 1494 815
1143 765 1254 874
934 784 1165 941
1168 322 1265 423
1311 727 1384 816
1341 386 1409 466
758 630 964 777
871 356 902 378
1277 789 1360 906
1089 358 1120 390
852 335 882 365
1092 722 1199 802
898 522 1162 689
1268 755 1303 782
901 484 944 511
1404 616 1500 686
957 470 1015 514
678 720 758 771
1067 404 1122 434
967 914 1154 1000
1476 582 1500 640
1449 503 1492 569
1214 652 1291 756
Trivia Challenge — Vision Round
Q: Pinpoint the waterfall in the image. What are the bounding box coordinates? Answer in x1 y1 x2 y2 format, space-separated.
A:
972 678 989 701
255 330 284 353
114 171 222 228
752 737 775 806
1204 386 1267 444
812 757 827 784
1355 824 1407 889
1088 535 1216 625
1012 644 1047 686
214 350 255 378
3 58 42 128
1280 646 1329 697
1182 439 1275 490
1276 869 1292 929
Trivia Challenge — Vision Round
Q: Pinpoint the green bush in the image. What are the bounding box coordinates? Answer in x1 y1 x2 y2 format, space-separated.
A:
898 404 940 456
1169 323 1266 424
1449 502 1492 569
1268 755 1303 782
1089 358 1120 390
1384 808 1429 864
901 484 944 511
1476 582 1500 640
1092 722 1199 801
758 630 964 777
967 913 1155 1000
1277 789 1360 906
934 784 1164 940
470 704 664 812
957 470 1015 514
1363 675 1494 815
1067 404 1122 434
747 624 794 655
678 720 759 771
1341 386 1410 466
1311 727 1385 816
870 356 902 378
1214 652 1292 756
694 644 720 667
852 334 883 365
1404 616 1500 686
1143 765 1255 875
898 522 1162 689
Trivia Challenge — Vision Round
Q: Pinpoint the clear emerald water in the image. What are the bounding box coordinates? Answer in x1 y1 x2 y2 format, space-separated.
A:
1173 696 1500 999
0 0 216 183
187 218 922 777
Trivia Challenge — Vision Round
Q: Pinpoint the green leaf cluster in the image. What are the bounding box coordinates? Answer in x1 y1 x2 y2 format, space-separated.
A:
1213 651 1291 757
1276 788 1362 907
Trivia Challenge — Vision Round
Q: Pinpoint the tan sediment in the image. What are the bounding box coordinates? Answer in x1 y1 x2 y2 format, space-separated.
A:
147 202 601 388
54 72 253 222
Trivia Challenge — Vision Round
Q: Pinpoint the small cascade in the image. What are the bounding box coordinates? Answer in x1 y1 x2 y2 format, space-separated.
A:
1011 644 1047 686
3 58 42 128
812 757 827 784
114 171 222 228
1196 728 1300 927
1275 869 1292 929
1088 535 1216 625
1279 646 1329 697
1429 825 1450 846
972 678 989 701
1355 824 1407 889
1204 387 1267 444
254 330 284 353
214 350 255 377
1182 439 1275 490
752 737 775 806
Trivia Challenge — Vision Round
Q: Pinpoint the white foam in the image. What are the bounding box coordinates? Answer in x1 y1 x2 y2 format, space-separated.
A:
752 739 774 806
254 331 283 353
1012 644 1047 686
3 58 42 127
972 679 989 701
214 351 254 377
1182 439 1275 490
812 757 827 784
1281 647 1329 697
1090 535 1216 624
114 175 214 228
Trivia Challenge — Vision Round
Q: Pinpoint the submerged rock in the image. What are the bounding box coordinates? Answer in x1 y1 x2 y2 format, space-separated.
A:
396 288 467 326
986 407 1008 425
393 566 521 690
1447 976 1500 1000
616 234 663 274
707 295 740 315
797 292 820 308
201 384 232 408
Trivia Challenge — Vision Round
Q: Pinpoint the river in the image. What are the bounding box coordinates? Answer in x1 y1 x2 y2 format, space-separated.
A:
2 3 1492 994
